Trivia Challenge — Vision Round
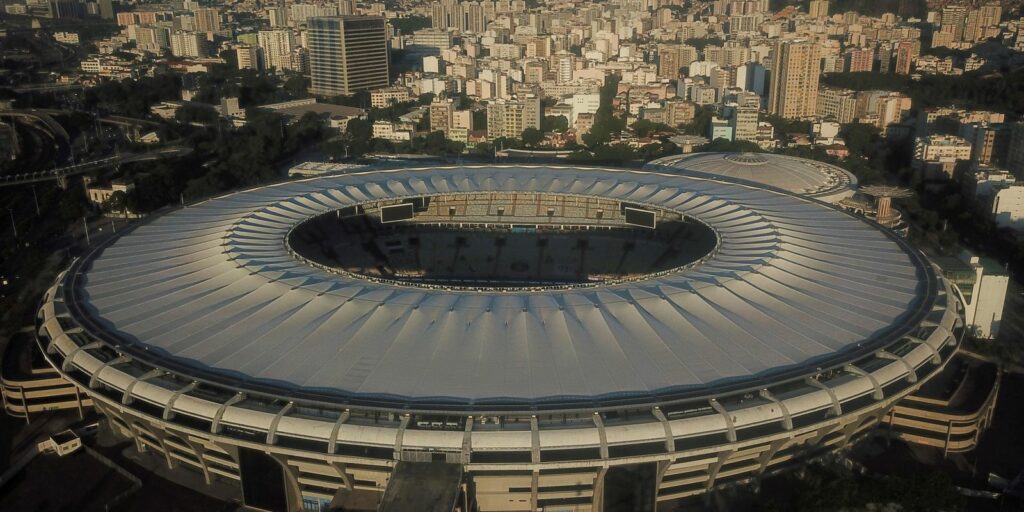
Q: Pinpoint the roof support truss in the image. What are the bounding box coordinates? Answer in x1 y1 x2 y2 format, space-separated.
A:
122 368 164 405
266 401 294 445
758 389 793 430
592 413 609 459
907 336 942 364
651 407 674 452
163 381 198 420
461 416 474 464
211 392 246 434
843 365 883 400
327 410 350 455
709 399 736 443
393 414 411 459
87 355 131 389
877 349 918 383
804 377 842 417
530 416 540 464
61 341 103 371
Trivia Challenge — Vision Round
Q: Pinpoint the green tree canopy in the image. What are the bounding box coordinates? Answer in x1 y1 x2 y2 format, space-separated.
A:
841 123 881 159
175 103 219 125
583 74 625 147
541 115 569 133
101 190 128 213
633 119 677 138
388 16 431 34
521 127 545 147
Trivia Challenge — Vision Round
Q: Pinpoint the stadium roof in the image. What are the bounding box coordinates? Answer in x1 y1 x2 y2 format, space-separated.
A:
72 165 930 408
646 152 858 202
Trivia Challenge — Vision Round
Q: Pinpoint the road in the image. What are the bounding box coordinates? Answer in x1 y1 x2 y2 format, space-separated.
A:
0 146 192 187
0 109 72 170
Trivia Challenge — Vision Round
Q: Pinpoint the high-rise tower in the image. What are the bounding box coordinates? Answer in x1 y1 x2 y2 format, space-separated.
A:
308 16 390 96
768 40 821 119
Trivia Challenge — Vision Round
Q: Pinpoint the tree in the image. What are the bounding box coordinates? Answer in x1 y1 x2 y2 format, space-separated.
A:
541 115 569 133
521 127 544 147
175 103 219 125
491 137 523 150
84 73 182 117
326 90 371 108
102 190 128 214
472 110 487 131
283 74 308 99
684 37 725 50
417 131 464 156
473 141 495 157
632 119 676 138
369 100 418 122
417 93 436 105
583 74 625 147
388 15 431 34
57 187 89 222
680 105 715 137
822 68 1024 117
841 123 881 159
342 118 373 157
423 131 448 153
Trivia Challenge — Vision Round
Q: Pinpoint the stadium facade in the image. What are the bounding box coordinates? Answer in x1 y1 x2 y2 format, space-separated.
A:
37 165 964 511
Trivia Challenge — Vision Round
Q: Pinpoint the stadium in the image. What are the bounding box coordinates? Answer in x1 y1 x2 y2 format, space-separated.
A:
36 165 963 512
645 152 859 204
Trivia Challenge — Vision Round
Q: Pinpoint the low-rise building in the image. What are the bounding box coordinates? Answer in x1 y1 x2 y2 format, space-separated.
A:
962 168 1016 209
485 96 541 140
236 45 260 70
709 116 733 141
856 90 912 130
918 107 1005 137
913 134 972 180
370 86 413 108
170 30 207 58
1007 122 1024 175
936 250 1009 339
574 112 594 142
817 86 857 124
960 122 1011 166
38 430 82 456
84 177 134 208
812 121 841 145
428 99 454 135
728 105 758 142
258 98 366 132
992 183 1024 231
372 120 415 141
79 57 133 79
54 31 80 44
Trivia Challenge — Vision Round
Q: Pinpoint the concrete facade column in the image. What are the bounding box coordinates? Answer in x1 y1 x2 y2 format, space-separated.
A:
592 466 608 512
327 409 350 455
268 453 307 512
592 413 609 460
530 416 540 464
